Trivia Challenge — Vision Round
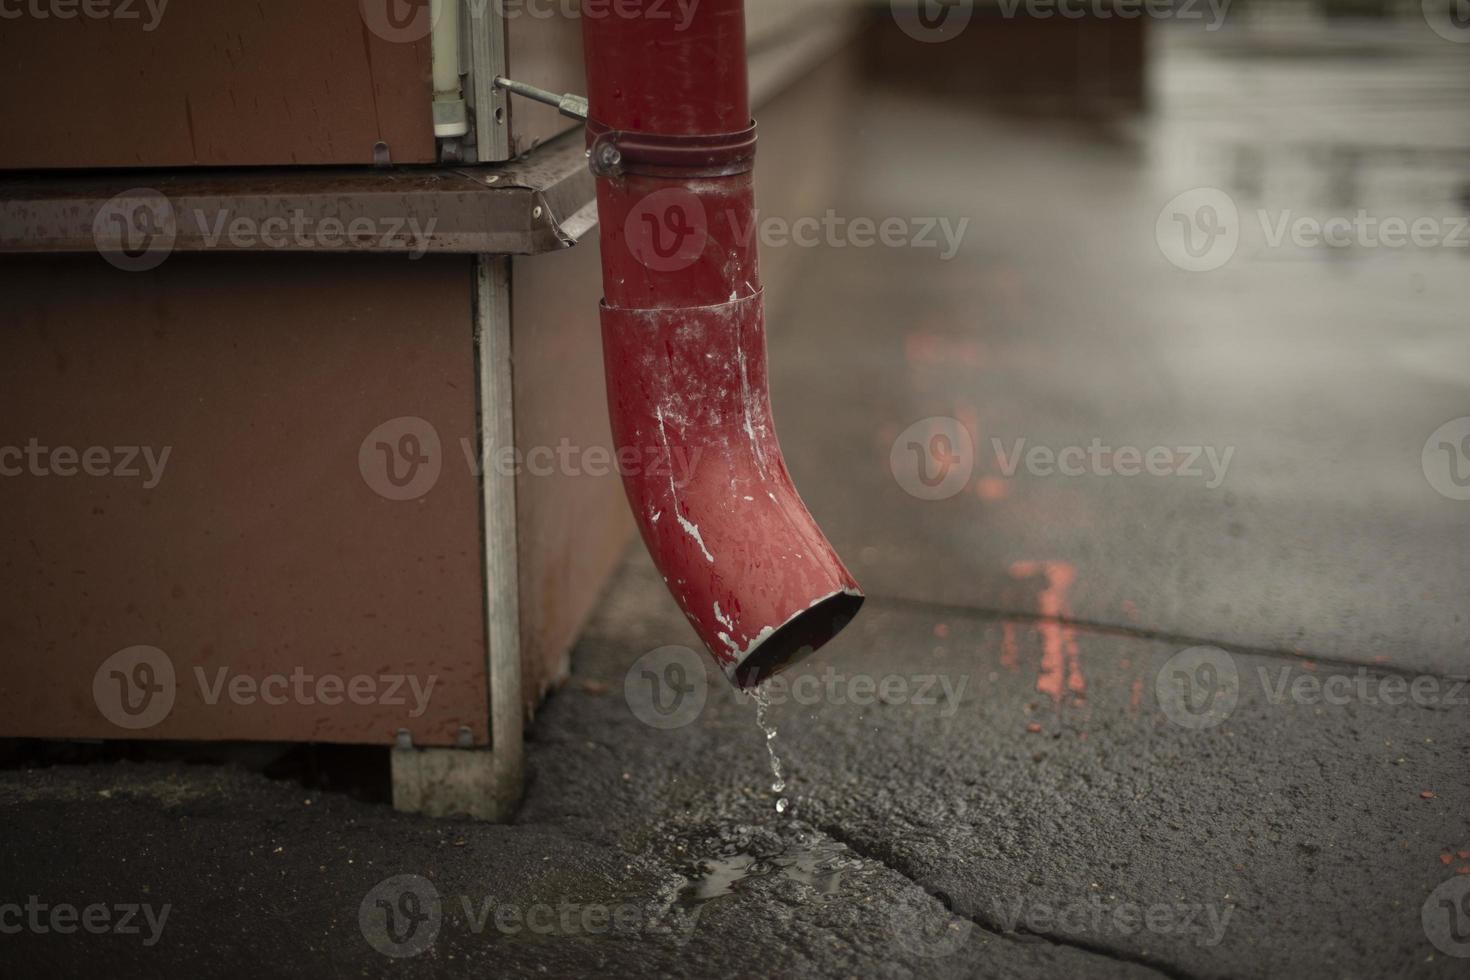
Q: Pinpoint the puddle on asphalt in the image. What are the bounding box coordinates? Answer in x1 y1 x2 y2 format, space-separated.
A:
665 690 863 918
676 838 856 913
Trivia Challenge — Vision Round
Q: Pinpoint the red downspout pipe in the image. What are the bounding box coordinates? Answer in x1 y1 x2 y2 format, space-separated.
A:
581 0 863 689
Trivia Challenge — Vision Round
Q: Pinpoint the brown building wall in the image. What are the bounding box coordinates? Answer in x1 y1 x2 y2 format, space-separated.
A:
0 0 437 169
0 253 490 746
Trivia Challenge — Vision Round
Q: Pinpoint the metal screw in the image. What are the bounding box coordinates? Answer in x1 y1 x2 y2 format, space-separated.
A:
596 144 622 171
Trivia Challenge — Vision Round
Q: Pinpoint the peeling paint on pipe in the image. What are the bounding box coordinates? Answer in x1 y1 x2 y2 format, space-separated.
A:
602 295 863 688
583 0 863 688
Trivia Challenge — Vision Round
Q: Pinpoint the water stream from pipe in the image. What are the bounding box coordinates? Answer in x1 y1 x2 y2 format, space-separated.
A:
750 687 788 814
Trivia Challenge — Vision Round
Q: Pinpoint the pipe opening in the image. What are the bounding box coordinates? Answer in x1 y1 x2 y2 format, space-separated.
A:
733 591 865 691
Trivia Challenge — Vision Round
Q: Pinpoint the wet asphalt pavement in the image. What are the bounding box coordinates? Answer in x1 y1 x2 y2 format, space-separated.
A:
4 20 1470 979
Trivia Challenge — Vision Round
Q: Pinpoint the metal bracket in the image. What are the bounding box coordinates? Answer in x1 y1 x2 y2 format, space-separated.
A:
491 75 757 179
493 76 588 123
584 120 758 179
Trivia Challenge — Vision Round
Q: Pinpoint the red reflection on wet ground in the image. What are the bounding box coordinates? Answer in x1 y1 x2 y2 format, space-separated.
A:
1009 559 1084 702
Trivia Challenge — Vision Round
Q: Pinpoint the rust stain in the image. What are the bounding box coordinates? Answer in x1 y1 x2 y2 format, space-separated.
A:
1008 560 1083 702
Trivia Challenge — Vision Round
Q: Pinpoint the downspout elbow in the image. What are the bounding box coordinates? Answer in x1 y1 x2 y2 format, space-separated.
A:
602 292 863 689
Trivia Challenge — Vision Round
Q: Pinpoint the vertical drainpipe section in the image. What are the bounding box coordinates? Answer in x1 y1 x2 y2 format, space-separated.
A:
431 0 469 153
581 0 863 690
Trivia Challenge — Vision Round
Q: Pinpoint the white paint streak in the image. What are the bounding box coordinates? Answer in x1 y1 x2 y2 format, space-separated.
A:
678 513 715 563
655 407 683 505
719 624 776 661
736 345 770 479
805 586 865 608
656 405 714 563
744 625 775 654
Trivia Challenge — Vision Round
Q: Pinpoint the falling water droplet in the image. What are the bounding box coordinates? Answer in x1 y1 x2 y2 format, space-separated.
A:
752 688 789 815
